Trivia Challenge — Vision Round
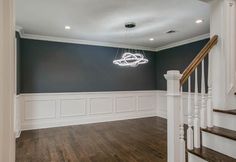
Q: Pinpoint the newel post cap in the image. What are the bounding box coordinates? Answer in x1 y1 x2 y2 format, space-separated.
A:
164 70 182 80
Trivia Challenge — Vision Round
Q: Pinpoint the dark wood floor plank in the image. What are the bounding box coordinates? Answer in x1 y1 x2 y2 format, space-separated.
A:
16 117 167 162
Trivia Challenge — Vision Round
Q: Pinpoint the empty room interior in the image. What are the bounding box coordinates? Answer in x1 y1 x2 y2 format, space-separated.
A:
3 0 236 161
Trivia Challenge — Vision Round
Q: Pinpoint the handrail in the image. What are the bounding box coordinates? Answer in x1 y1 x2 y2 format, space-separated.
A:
180 35 218 85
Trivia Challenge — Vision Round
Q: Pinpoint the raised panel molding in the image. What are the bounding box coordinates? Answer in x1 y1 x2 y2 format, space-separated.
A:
15 90 200 132
19 91 158 131
89 97 113 115
138 95 156 111
24 100 56 120
115 96 136 113
60 99 86 117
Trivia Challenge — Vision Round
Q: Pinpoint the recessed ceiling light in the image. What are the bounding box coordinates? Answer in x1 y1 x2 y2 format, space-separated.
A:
149 38 154 41
195 19 203 24
65 26 71 30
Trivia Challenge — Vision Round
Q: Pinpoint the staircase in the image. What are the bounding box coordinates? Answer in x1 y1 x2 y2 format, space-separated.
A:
164 35 236 162
188 109 236 162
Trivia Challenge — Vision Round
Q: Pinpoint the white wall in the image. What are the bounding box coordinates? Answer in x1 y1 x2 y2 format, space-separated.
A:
210 0 236 109
0 0 15 161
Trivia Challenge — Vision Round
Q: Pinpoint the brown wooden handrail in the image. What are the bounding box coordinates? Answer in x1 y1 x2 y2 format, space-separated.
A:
180 35 218 85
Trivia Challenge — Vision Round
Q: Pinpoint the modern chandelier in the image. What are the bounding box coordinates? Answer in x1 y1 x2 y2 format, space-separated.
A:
113 22 149 67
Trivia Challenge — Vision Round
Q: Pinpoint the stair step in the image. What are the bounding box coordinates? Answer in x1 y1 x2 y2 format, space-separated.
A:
202 126 236 141
213 109 236 131
214 109 236 115
188 146 236 162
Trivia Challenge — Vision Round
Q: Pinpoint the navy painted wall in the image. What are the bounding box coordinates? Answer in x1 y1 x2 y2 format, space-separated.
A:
156 39 209 92
20 39 157 93
18 37 209 93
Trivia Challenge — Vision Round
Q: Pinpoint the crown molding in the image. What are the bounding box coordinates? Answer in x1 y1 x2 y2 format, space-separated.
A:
155 33 210 52
16 28 156 51
15 26 24 37
15 26 209 52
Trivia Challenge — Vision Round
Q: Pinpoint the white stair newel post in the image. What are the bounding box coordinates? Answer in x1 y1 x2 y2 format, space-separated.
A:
180 87 185 162
201 60 207 129
194 68 200 148
164 70 182 162
187 76 193 150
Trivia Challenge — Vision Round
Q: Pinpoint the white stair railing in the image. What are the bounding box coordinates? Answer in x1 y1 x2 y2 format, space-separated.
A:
164 35 218 162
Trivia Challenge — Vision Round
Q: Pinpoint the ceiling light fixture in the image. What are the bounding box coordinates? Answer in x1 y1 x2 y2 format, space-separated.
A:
149 38 154 41
113 23 149 67
195 19 203 24
65 26 71 30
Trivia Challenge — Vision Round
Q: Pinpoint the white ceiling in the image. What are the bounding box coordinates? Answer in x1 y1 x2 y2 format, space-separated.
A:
15 0 210 50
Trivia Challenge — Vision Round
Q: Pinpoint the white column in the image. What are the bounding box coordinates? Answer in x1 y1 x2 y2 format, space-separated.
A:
164 70 182 162
194 68 200 148
0 0 15 161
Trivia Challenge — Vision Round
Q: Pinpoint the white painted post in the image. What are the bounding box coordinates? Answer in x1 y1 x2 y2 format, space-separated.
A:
187 77 193 150
194 68 200 148
180 87 186 162
164 70 182 162
201 60 207 129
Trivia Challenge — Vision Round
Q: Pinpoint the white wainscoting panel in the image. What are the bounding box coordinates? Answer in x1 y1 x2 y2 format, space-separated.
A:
156 90 199 124
19 91 158 130
115 96 136 113
138 95 156 111
24 100 56 120
89 97 113 115
60 99 86 117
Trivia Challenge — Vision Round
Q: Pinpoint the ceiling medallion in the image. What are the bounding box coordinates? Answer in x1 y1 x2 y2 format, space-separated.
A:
113 22 149 67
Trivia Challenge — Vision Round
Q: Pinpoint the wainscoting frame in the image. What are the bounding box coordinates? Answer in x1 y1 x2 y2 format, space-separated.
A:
15 90 200 137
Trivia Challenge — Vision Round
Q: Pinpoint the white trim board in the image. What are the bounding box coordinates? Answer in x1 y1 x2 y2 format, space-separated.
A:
15 26 209 52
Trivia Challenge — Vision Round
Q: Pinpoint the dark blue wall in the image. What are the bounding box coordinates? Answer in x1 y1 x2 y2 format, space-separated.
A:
17 35 209 93
20 39 157 93
156 39 209 92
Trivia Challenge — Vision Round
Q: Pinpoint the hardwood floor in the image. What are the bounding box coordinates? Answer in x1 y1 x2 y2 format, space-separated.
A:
16 117 167 162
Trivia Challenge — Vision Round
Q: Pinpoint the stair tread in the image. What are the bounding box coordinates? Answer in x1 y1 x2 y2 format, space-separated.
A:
214 109 236 115
188 146 236 162
202 126 236 141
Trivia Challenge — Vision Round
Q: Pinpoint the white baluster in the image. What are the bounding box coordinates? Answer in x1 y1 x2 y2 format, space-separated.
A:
194 68 200 148
187 77 193 150
201 60 207 129
207 86 213 127
207 55 213 128
180 87 185 162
